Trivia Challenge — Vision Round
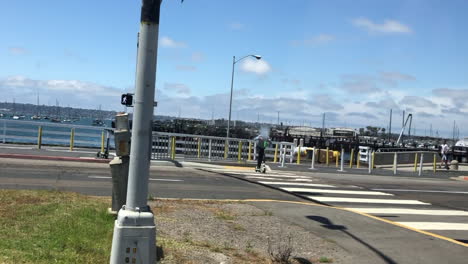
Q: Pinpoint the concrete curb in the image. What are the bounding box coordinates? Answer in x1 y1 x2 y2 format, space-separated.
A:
0 153 111 163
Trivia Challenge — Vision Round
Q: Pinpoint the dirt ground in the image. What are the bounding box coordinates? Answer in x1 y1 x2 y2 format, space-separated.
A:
151 199 348 264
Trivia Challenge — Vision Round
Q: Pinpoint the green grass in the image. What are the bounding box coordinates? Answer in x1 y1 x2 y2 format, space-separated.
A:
0 190 114 264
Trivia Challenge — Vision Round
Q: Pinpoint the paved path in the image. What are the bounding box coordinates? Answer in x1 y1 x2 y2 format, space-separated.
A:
205 166 468 246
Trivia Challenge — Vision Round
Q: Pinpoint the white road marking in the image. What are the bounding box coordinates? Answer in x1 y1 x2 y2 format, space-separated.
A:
259 182 335 188
396 222 468 230
283 188 393 196
372 188 468 195
246 176 314 182
229 173 312 179
347 208 468 216
149 178 183 182
309 197 430 205
88 176 111 179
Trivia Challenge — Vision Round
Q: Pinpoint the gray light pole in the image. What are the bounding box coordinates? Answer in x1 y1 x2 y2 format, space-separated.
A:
110 0 160 263
226 54 261 139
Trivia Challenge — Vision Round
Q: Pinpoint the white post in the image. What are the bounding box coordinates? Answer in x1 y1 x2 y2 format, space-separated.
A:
338 148 345 172
309 147 316 170
253 142 257 161
208 139 212 161
393 152 398 175
368 151 372 174
2 120 5 144
289 145 294 163
418 153 424 176
279 147 286 168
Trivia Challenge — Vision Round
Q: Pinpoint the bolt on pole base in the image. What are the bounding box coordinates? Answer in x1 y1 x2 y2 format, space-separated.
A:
110 208 156 264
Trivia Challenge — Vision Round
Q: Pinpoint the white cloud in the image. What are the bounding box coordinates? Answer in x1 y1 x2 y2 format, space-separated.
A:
229 22 244 30
191 52 204 62
239 58 271 75
160 36 187 48
291 34 335 46
0 76 123 110
8 47 28 55
163 82 191 95
352 17 412 34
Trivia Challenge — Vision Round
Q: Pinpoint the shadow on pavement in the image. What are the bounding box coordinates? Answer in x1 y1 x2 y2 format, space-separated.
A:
306 215 397 264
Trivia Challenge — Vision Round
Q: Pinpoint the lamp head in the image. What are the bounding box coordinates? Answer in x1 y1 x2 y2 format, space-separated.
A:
253 55 262 60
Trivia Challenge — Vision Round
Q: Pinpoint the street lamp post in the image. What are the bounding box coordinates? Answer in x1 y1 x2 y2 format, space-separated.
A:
226 54 261 139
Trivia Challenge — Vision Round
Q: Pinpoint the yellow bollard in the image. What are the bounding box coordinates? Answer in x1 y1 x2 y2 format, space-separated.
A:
197 138 201 158
336 151 339 167
238 141 242 162
274 144 279 163
433 153 436 173
224 140 228 159
326 147 329 166
100 131 105 153
414 153 418 172
349 149 354 168
171 137 176 160
248 142 252 161
372 151 375 168
296 146 301 164
356 152 360 169
70 128 75 151
37 126 43 149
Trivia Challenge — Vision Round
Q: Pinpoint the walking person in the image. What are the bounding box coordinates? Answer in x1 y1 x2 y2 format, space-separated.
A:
254 135 270 172
440 141 450 169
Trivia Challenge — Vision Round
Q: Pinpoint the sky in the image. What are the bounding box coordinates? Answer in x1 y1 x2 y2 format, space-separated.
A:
1 0 468 138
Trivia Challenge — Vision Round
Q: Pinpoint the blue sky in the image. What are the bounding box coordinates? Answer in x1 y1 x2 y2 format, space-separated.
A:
1 0 467 137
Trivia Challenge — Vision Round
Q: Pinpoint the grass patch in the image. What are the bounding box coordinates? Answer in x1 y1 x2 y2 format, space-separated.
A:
0 190 114 264
319 256 333 263
214 210 235 221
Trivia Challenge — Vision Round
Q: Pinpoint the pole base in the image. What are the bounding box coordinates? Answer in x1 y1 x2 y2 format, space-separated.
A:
110 207 156 264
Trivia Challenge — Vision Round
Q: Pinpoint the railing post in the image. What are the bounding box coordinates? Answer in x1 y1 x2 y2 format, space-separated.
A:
197 138 201 158
238 141 242 162
296 146 301 164
338 148 345 172
224 140 228 159
2 120 6 144
248 141 252 161
208 139 212 161
413 153 418 172
419 153 424 176
372 151 375 169
393 152 398 175
101 130 105 153
433 153 437 173
37 126 43 149
349 148 354 168
326 147 329 166
336 151 339 168
69 128 75 151
356 150 360 168
273 143 279 163
309 147 316 170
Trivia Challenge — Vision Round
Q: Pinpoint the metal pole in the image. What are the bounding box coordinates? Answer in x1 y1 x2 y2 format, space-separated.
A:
349 148 354 168
111 1 160 262
338 148 345 172
273 143 279 163
326 147 329 166
393 152 398 175
248 141 252 161
226 56 235 139
280 147 286 168
368 151 372 174
70 128 75 151
413 153 418 172
37 126 42 149
296 146 301 164
208 139 212 161
419 153 424 176
309 147 316 170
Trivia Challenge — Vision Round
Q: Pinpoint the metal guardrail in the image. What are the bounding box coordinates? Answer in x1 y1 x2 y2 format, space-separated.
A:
151 131 296 163
1 119 114 150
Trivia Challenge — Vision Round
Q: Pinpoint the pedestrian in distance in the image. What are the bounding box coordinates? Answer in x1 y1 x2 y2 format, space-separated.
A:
254 135 270 172
440 140 450 170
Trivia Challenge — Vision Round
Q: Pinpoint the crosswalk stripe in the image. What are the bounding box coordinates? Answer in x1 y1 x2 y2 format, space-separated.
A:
258 182 335 188
396 222 468 230
283 188 393 196
347 208 468 216
246 176 314 182
309 197 430 205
